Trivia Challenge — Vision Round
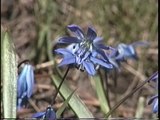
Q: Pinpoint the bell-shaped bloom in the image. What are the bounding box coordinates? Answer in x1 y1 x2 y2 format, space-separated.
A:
17 64 34 109
32 106 56 120
108 41 148 68
55 24 114 75
148 94 158 113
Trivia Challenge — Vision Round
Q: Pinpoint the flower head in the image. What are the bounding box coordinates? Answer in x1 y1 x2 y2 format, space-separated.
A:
55 24 113 75
32 106 56 120
108 41 148 68
148 94 158 113
17 64 34 109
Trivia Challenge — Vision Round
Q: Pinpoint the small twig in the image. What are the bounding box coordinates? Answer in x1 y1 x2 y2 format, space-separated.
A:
35 61 54 69
105 71 158 118
121 63 142 98
36 84 53 90
28 99 41 112
122 63 146 81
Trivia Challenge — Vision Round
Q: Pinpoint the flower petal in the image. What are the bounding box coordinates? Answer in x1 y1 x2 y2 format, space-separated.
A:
108 58 119 68
95 43 111 50
44 107 56 120
90 57 113 69
152 98 158 113
67 24 84 39
26 65 34 98
93 37 103 43
116 44 138 60
151 72 158 82
32 112 45 118
148 95 158 105
59 56 76 66
96 49 110 62
83 61 96 75
67 44 79 54
55 48 74 57
58 37 81 44
87 26 97 42
55 48 76 66
17 65 28 97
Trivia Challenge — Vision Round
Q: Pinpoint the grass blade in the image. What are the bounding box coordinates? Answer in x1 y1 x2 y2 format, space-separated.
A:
51 75 94 118
91 75 110 115
1 31 17 118
56 89 76 118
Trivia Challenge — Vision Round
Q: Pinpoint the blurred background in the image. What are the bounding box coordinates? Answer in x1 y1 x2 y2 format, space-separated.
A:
1 0 158 118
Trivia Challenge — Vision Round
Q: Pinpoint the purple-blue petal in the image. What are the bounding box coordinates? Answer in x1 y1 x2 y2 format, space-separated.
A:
26 65 34 98
108 58 119 68
55 48 76 66
32 112 45 118
148 95 158 113
67 24 84 39
93 37 103 43
95 43 111 50
83 61 96 75
87 26 97 42
55 48 74 57
90 57 113 69
17 94 28 109
148 95 158 105
58 37 82 44
58 56 76 66
17 65 28 97
96 49 110 62
151 72 158 82
116 44 137 60
44 107 56 120
152 98 158 113
67 44 80 54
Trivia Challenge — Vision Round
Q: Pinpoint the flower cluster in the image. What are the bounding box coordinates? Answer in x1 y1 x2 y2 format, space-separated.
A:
15 24 156 118
55 24 148 74
32 105 56 120
55 24 114 75
17 64 35 109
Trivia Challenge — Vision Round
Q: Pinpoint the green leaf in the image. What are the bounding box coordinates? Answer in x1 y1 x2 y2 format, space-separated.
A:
51 75 93 118
56 89 76 118
91 76 110 114
1 31 17 118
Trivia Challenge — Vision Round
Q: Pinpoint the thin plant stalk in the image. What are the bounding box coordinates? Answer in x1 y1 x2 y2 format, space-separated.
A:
93 69 110 114
105 71 158 118
51 66 70 105
100 69 111 109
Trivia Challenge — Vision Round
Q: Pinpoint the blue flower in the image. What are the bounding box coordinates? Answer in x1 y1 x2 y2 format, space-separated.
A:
32 106 56 120
17 64 34 109
148 94 158 113
108 41 148 68
148 71 158 113
151 72 158 82
55 24 113 75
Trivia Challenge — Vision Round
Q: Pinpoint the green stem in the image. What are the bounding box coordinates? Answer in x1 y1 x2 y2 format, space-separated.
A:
94 70 110 114
105 71 158 118
51 66 70 105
